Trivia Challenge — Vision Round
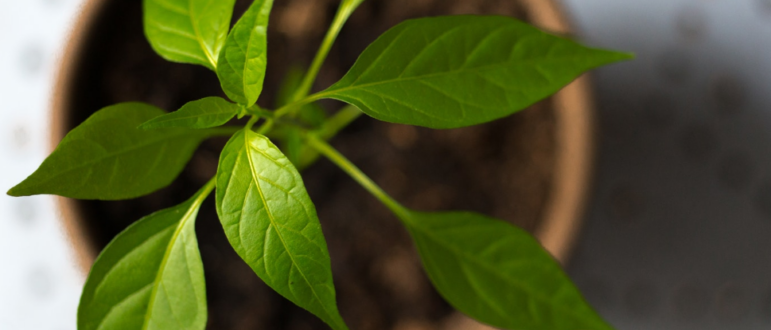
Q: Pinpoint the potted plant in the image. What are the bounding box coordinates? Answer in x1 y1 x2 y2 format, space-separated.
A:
10 0 631 329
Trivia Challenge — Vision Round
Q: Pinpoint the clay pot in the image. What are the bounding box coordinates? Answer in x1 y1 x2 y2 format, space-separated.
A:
51 0 596 328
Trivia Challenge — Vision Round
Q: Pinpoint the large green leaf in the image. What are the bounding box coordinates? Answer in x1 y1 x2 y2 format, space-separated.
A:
216 130 348 330
216 0 274 106
139 96 241 129
8 103 208 200
143 0 237 70
78 180 213 330
402 210 612 330
317 15 632 129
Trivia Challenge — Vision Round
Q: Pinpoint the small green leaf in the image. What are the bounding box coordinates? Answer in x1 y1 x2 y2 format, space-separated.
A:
216 130 348 330
143 0 237 69
139 97 240 129
78 180 213 330
318 15 632 129
217 0 274 106
8 103 209 200
401 210 612 330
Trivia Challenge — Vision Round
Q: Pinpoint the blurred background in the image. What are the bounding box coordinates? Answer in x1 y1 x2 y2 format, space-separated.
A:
1 0 771 329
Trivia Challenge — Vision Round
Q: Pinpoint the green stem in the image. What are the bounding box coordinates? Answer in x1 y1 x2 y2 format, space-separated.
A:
318 105 362 140
195 177 217 205
290 0 364 102
275 91 324 119
294 105 362 170
256 119 275 135
245 116 259 130
306 134 408 217
247 104 275 119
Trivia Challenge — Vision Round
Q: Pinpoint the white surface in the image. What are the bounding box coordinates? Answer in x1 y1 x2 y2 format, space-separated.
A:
0 1 86 329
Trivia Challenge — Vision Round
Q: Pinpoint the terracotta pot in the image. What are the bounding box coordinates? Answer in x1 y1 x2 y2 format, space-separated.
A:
54 0 594 272
51 0 595 327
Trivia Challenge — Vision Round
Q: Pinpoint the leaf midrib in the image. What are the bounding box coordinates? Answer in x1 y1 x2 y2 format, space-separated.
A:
27 130 203 188
319 54 591 98
143 109 235 127
142 199 203 329
405 216 604 328
242 132 342 329
187 0 217 68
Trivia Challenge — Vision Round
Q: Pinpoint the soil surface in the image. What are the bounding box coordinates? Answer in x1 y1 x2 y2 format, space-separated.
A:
65 0 557 329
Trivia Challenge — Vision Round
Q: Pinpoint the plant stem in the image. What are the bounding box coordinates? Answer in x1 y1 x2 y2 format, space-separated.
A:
247 104 275 118
195 177 217 206
294 105 362 170
245 116 259 130
273 94 322 119
290 0 364 103
318 105 362 140
256 119 275 135
306 134 408 218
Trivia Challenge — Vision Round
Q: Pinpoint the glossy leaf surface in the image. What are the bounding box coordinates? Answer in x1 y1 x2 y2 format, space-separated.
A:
402 210 612 330
217 0 274 106
318 15 632 128
139 97 240 129
143 0 236 69
8 103 208 200
78 182 212 330
216 130 348 330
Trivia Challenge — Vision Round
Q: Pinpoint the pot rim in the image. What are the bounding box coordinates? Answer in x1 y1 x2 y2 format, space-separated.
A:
51 0 595 273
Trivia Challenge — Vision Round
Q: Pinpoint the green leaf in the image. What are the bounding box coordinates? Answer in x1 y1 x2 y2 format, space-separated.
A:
139 97 240 129
8 103 209 200
78 180 213 330
143 0 237 70
217 0 274 106
216 129 348 330
401 210 612 330
317 15 632 129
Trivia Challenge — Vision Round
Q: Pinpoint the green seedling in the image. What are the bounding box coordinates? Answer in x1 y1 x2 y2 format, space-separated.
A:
9 0 632 329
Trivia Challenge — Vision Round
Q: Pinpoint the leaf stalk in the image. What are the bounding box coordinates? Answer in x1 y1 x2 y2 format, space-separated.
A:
306 134 408 218
289 0 364 103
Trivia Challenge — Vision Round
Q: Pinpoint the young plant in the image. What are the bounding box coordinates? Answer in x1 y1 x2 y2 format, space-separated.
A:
9 0 632 329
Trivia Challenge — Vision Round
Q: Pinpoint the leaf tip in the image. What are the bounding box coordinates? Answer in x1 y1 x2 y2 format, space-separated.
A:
602 49 636 64
617 51 636 60
7 184 26 197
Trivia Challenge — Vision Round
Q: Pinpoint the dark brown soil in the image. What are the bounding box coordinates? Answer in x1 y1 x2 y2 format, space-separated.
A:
65 0 556 329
